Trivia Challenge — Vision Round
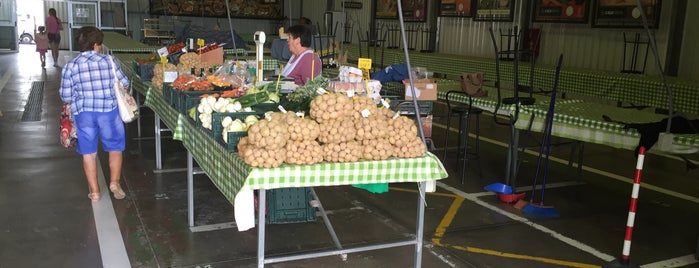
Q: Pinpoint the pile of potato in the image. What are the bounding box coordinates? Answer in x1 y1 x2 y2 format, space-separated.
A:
239 93 427 168
151 63 177 90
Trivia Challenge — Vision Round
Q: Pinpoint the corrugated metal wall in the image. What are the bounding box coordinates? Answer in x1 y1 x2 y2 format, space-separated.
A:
437 0 673 73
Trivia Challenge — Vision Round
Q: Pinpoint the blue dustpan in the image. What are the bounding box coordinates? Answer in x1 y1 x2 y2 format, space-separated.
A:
484 183 513 194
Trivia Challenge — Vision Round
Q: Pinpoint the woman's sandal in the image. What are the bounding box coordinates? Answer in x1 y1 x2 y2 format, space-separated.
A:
88 192 100 202
109 183 126 199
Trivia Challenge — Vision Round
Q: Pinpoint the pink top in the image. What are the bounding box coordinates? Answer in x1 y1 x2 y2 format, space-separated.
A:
281 49 322 86
35 33 49 50
46 16 61 34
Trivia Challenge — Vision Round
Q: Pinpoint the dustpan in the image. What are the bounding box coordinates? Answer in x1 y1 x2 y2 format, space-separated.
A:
484 182 513 194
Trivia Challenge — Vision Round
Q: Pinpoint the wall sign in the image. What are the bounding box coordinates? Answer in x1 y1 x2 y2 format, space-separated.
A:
376 0 426 22
592 0 661 28
342 1 363 9
533 0 589 23
439 0 474 17
474 0 514 21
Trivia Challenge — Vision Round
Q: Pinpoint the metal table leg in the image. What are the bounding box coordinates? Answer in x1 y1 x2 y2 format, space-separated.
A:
188 151 194 227
257 189 267 268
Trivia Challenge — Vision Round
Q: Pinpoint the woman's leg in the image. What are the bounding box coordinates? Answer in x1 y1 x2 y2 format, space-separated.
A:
51 42 59 64
82 153 99 194
108 151 123 185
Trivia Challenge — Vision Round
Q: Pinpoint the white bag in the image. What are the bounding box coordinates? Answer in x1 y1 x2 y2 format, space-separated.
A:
110 56 139 123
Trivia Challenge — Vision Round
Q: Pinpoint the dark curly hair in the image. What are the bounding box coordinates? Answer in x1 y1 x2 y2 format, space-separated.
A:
75 26 103 52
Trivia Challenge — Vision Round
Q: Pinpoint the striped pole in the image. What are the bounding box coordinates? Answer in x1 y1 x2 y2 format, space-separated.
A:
620 146 646 265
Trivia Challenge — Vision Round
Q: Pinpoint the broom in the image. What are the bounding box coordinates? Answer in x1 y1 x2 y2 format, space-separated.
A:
518 55 563 218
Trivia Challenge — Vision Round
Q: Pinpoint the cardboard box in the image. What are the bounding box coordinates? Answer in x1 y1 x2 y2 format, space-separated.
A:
201 47 224 65
404 79 438 101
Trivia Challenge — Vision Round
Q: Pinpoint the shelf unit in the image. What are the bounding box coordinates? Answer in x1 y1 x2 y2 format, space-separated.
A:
141 18 175 46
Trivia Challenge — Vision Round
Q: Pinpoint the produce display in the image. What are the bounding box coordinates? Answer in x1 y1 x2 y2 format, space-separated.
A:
239 144 286 168
246 118 289 150
309 93 352 123
323 141 362 163
237 92 428 168
285 140 324 165
151 63 176 90
361 138 394 160
286 116 320 141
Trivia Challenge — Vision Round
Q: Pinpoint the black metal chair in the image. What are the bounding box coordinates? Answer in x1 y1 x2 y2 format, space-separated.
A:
442 90 483 183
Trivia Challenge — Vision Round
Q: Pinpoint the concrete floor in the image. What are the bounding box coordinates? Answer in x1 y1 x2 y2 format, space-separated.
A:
1 44 698 268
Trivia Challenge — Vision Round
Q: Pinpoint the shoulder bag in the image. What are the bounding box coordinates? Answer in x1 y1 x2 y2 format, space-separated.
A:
110 56 139 123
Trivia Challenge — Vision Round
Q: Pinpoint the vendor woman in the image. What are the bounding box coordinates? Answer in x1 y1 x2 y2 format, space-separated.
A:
281 25 322 86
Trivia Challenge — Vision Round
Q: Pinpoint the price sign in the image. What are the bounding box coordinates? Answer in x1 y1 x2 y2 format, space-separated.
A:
357 58 372 70
159 56 167 64
157 46 169 57
197 38 205 47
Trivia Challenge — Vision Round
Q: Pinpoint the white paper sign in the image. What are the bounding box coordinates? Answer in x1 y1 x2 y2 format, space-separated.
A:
164 71 178 82
405 86 422 98
157 47 169 57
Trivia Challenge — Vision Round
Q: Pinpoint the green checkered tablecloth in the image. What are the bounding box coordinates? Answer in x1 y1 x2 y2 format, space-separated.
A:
675 134 699 147
142 86 447 207
342 44 699 115
144 88 181 135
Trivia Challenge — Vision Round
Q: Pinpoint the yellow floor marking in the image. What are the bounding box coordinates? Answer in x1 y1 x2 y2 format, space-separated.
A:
390 187 601 268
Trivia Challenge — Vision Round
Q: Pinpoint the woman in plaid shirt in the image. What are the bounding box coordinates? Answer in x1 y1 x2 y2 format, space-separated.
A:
59 26 130 202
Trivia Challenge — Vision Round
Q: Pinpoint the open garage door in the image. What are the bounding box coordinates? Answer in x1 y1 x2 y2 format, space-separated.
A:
0 0 18 51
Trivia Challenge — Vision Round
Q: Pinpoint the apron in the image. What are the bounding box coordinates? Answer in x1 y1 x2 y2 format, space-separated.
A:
281 49 314 77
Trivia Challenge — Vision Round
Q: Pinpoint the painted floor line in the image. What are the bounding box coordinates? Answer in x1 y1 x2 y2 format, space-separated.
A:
435 181 616 262
640 254 698 268
432 122 699 205
0 70 11 94
392 186 602 267
94 155 131 268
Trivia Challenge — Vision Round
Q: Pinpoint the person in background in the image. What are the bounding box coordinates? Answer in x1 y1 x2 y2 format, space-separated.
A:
281 25 322 86
59 26 130 202
34 26 49 68
45 8 63 67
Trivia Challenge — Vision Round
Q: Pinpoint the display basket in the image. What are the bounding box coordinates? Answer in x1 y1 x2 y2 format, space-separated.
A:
209 111 262 141
266 187 317 224
176 90 222 114
132 61 155 81
225 131 248 152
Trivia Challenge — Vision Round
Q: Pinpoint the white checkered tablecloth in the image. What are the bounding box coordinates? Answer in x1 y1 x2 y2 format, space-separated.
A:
516 101 670 150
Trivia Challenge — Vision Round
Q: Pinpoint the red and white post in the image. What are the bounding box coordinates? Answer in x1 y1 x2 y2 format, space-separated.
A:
620 146 646 265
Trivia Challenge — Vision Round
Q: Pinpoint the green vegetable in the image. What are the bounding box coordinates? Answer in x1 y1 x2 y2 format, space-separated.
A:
189 107 197 121
237 91 270 108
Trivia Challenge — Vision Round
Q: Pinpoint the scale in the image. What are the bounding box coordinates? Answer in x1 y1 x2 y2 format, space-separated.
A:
254 31 266 83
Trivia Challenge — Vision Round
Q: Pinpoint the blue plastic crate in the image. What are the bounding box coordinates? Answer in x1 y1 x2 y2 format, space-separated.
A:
266 187 316 224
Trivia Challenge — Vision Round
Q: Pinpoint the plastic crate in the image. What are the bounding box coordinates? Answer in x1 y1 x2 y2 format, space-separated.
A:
210 112 262 140
266 187 317 224
133 61 155 81
225 131 248 152
177 90 221 114
162 83 175 105
391 100 433 116
251 102 279 113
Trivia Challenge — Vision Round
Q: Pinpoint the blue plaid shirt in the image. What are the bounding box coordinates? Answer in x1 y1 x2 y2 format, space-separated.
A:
60 51 130 115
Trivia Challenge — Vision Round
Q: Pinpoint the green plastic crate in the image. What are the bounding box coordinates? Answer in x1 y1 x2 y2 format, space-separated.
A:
266 187 317 224
210 112 261 141
225 131 248 152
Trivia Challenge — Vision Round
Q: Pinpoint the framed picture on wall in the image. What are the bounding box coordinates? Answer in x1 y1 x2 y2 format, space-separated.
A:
440 0 475 17
150 0 282 19
376 0 398 19
474 0 514 21
401 0 427 22
592 0 661 28
533 0 589 23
